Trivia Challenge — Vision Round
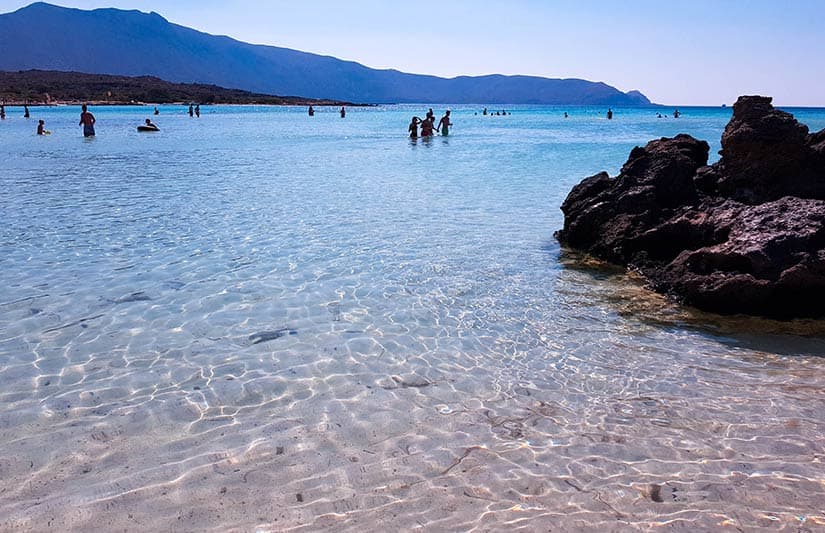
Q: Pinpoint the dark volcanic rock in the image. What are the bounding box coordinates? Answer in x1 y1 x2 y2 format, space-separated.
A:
558 135 709 264
713 96 825 203
556 95 825 318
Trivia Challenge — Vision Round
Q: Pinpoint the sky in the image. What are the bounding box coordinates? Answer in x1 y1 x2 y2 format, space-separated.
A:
1 0 823 106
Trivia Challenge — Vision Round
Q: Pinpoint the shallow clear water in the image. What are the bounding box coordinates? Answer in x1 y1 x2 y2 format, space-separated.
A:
1 104 825 531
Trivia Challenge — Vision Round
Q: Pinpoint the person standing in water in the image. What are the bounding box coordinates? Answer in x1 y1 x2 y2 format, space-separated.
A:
188 103 194 117
37 119 47 135
0 104 5 120
408 116 420 138
340 106 346 118
308 105 315 116
607 108 613 120
24 105 30 118
195 104 201 118
79 104 96 137
420 116 435 137
437 110 452 136
154 107 160 115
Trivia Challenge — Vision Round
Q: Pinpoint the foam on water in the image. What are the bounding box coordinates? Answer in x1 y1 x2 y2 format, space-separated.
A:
2 104 825 531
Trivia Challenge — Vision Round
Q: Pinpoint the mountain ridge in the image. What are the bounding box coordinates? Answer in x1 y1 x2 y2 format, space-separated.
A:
0 2 652 106
0 69 357 105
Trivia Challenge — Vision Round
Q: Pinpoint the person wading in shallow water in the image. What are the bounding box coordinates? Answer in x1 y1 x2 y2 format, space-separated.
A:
340 106 346 118
420 116 435 137
79 104 96 137
408 116 421 138
437 110 452 136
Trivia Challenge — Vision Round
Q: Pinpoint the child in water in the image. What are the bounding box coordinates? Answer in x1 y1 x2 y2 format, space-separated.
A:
37 119 50 135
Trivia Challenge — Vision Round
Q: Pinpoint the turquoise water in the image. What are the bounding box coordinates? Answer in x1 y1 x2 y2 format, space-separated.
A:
2 104 825 531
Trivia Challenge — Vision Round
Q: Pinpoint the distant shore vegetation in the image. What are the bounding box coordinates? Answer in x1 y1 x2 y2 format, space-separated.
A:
0 70 358 106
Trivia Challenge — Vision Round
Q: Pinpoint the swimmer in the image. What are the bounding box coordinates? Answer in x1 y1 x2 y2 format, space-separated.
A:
37 119 50 135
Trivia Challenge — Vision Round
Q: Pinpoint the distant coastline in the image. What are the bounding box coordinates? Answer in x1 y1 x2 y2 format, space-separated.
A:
0 70 361 106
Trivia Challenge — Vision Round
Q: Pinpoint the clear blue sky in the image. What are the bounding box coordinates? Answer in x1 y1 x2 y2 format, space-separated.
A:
2 0 823 105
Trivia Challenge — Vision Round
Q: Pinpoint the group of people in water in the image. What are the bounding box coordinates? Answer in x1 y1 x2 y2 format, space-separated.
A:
307 105 347 118
3 101 687 138
409 108 452 138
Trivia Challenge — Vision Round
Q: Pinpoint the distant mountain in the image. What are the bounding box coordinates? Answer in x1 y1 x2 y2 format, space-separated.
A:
0 3 652 106
0 70 354 105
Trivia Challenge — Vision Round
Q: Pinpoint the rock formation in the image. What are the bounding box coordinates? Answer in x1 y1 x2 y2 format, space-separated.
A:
556 96 825 318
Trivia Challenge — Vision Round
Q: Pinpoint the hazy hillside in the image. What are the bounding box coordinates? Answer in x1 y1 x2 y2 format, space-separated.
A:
0 70 353 105
0 3 652 105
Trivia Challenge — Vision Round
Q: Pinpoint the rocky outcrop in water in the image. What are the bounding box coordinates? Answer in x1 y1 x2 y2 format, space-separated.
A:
556 96 825 318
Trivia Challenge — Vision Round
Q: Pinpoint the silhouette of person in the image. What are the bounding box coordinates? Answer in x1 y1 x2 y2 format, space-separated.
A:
79 104 96 137
24 105 30 118
189 104 194 117
482 107 487 116
437 110 452 136
673 109 681 118
141 118 159 131
195 104 200 118
308 105 315 116
607 108 613 120
37 119 46 135
154 107 160 115
0 104 5 120
340 106 346 118
564 112 568 118
408 116 420 138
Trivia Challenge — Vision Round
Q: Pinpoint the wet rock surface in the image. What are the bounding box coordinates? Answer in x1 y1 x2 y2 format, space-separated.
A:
556 96 825 318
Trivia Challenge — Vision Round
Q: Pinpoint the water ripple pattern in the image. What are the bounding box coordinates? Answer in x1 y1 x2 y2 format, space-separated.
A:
1 104 825 531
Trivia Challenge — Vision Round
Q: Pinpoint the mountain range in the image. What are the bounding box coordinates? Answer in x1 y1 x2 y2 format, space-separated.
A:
0 2 652 106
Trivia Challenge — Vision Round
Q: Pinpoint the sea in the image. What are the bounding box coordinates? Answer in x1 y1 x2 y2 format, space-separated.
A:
1 104 825 531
